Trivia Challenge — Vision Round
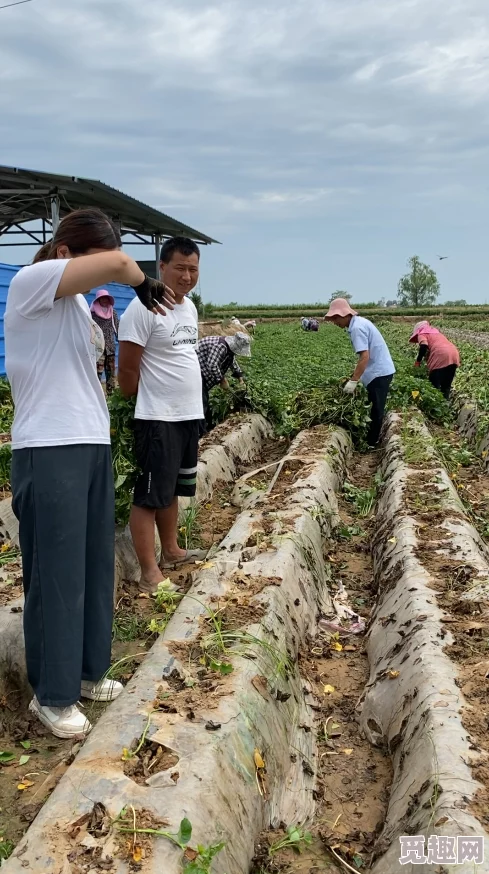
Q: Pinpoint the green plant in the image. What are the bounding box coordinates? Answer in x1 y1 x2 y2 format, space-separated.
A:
343 473 381 517
269 825 313 856
121 710 154 761
0 835 15 865
0 543 20 566
334 523 363 540
115 813 226 873
202 628 290 680
112 613 149 642
178 504 201 550
184 841 227 872
0 443 12 490
107 390 138 526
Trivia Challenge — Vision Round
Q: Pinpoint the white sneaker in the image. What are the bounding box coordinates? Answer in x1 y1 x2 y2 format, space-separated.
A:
80 678 123 702
29 697 92 739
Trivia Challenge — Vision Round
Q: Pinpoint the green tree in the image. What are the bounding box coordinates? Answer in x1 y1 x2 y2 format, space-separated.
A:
397 256 440 306
328 290 352 303
189 291 204 316
443 299 467 306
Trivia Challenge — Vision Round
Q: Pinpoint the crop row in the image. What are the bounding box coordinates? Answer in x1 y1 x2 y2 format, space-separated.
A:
0 321 486 525
208 305 489 320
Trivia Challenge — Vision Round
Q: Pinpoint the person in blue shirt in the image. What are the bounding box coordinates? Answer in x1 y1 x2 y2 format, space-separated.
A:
324 298 395 446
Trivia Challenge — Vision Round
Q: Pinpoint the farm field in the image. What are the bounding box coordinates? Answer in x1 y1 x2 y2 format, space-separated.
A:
0 318 489 873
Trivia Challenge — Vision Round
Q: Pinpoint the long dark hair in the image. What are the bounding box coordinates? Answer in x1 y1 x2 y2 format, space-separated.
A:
33 208 121 264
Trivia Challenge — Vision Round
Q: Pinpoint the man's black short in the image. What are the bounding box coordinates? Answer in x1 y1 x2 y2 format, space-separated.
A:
133 419 199 509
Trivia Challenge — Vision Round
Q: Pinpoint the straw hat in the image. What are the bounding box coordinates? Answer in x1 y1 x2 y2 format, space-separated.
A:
324 298 358 319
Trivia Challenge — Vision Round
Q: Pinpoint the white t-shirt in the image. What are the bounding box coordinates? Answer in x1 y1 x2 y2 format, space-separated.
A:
118 296 203 422
5 259 110 450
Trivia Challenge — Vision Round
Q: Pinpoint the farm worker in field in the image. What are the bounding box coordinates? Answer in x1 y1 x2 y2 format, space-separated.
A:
196 332 250 436
4 207 175 739
90 288 120 394
118 237 208 595
301 318 319 332
410 321 460 400
324 298 395 447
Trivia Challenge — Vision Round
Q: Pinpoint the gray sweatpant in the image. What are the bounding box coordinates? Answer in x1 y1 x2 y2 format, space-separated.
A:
11 445 115 707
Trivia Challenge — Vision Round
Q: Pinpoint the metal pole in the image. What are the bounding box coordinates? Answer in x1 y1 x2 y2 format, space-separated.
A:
155 234 161 280
50 194 60 235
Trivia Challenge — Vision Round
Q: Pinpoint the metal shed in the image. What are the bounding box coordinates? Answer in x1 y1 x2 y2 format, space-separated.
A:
0 165 218 375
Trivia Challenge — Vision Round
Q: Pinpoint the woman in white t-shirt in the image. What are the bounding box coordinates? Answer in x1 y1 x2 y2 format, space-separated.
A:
5 207 174 739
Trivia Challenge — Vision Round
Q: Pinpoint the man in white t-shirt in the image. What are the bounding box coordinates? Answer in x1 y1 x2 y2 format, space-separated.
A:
118 237 207 592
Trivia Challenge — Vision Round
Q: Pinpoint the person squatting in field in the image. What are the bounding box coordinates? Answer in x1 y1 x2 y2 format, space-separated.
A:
301 317 319 331
118 237 208 596
409 321 460 400
324 298 395 447
196 332 251 437
90 288 120 394
4 207 175 739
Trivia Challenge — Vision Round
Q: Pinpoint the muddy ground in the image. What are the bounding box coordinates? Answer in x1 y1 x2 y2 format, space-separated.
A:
251 453 392 874
0 438 286 859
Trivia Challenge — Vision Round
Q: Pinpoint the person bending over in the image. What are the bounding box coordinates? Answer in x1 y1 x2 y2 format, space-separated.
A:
324 298 395 447
409 321 460 399
196 332 251 435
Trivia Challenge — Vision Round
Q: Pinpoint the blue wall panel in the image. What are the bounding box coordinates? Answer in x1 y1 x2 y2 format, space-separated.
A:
0 264 134 377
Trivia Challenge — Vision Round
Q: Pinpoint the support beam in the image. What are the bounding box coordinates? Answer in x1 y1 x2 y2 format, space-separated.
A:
50 194 60 235
155 233 161 280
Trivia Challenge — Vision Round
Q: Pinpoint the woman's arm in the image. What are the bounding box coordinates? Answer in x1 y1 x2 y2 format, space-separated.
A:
416 343 428 364
56 252 144 298
56 252 174 315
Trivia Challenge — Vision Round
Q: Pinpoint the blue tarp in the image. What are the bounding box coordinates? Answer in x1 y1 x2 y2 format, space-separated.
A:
0 263 134 376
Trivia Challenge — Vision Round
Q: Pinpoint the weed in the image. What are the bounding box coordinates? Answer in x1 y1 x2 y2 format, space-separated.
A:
106 654 144 683
184 841 227 872
401 421 433 464
112 613 149 642
0 444 12 491
121 711 154 761
334 523 363 541
0 543 20 567
343 474 381 517
269 825 313 857
114 812 226 873
202 628 290 680
0 836 15 865
178 504 201 550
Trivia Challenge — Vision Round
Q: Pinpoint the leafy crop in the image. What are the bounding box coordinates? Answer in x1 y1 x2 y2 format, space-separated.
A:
208 322 453 443
107 391 138 526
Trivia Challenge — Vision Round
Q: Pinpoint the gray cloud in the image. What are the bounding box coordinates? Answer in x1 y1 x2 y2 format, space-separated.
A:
1 0 489 301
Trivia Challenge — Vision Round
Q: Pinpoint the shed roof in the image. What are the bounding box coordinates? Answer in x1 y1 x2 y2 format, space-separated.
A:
0 165 218 244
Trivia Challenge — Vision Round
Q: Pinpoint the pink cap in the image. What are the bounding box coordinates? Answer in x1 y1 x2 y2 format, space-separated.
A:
324 298 358 319
94 288 115 306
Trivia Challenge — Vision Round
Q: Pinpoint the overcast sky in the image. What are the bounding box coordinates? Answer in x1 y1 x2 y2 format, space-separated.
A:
1 0 489 304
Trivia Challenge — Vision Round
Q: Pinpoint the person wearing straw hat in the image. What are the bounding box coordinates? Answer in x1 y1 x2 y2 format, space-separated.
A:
196 332 251 436
409 320 460 399
90 289 120 394
324 298 395 447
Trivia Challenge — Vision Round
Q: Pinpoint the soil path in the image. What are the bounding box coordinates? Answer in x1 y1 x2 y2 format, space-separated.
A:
252 452 392 874
0 438 285 860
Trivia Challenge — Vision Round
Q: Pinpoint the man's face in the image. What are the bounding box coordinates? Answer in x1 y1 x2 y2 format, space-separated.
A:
160 250 199 300
330 315 350 329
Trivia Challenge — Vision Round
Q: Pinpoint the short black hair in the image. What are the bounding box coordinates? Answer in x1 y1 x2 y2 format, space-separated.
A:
160 236 200 263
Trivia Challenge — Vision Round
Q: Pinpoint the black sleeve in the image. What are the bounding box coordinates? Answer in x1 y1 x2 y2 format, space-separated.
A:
416 344 428 363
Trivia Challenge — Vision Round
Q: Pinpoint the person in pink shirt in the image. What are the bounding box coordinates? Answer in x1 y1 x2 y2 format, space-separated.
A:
409 321 460 399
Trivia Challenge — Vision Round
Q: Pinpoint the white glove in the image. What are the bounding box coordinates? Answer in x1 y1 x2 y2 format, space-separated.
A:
343 380 358 395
